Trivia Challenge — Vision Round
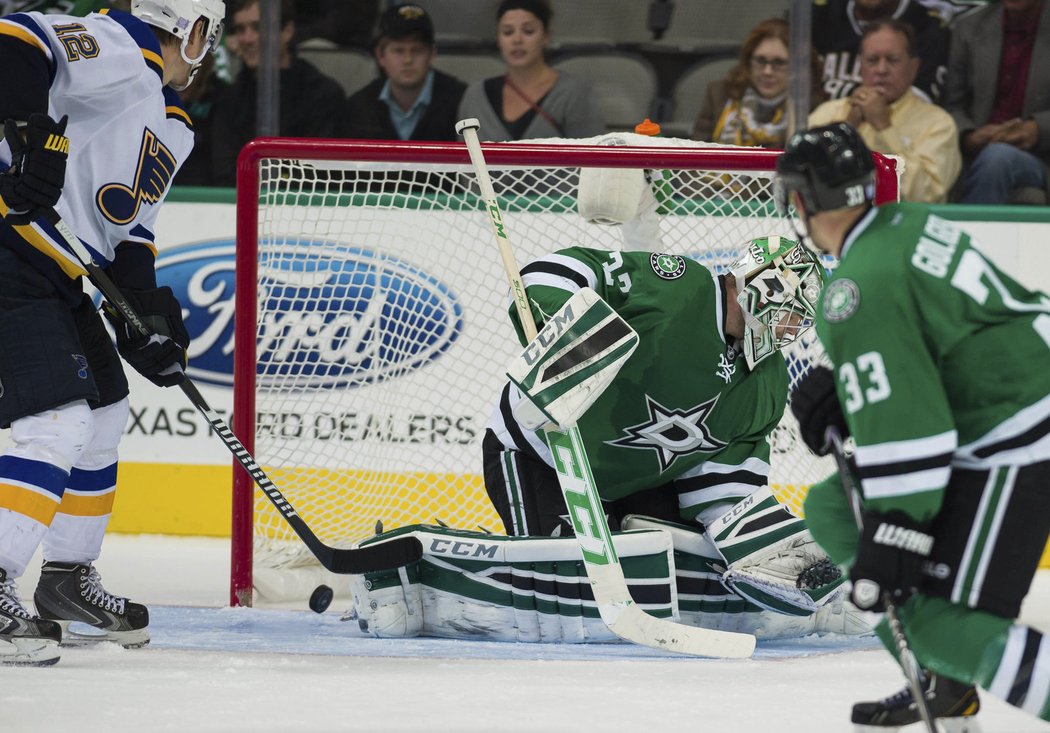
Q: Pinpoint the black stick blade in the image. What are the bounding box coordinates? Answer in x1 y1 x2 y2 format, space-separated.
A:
322 536 424 574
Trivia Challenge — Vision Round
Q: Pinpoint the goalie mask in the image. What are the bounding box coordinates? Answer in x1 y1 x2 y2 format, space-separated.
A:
132 0 226 90
731 235 825 368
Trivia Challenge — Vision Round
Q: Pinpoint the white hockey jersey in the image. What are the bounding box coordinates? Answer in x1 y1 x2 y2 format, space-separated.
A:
0 9 192 283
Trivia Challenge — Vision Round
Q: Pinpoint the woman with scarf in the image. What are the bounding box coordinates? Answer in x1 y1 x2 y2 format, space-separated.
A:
693 18 823 148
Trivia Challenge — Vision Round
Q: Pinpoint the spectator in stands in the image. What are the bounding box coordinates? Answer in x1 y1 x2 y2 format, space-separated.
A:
457 0 604 141
813 0 950 102
942 0 1050 204
343 4 466 141
210 0 344 186
809 19 961 202
692 18 823 148
174 52 229 186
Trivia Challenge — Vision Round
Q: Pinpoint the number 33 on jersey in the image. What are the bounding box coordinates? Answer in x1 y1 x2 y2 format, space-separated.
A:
816 204 1050 511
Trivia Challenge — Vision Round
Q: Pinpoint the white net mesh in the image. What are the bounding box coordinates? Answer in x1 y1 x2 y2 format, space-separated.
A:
239 135 842 601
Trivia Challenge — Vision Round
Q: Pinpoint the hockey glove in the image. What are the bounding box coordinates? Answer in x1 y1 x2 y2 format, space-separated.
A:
105 286 190 388
790 365 849 456
849 509 934 612
1 114 69 224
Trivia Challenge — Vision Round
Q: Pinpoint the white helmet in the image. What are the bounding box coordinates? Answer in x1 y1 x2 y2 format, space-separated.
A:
132 0 226 89
730 235 825 368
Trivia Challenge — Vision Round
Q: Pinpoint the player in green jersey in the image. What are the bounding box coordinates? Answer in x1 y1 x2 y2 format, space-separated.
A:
349 235 874 644
779 122 1050 729
481 239 853 620
486 244 811 530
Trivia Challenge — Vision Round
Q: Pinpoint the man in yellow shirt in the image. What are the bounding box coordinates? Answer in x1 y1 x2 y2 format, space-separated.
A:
809 18 961 203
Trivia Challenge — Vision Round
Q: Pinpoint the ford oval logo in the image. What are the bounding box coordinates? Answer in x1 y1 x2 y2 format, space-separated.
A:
155 239 463 389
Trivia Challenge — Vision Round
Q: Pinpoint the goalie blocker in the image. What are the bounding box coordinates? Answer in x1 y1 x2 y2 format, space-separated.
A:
506 286 638 430
346 501 863 643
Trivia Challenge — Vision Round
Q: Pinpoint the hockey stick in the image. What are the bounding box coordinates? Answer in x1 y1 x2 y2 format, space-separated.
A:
456 118 755 658
826 427 936 733
45 209 423 575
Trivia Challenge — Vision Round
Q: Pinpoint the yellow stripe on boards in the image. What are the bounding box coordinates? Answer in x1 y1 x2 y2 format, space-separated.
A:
102 462 1050 568
108 462 231 536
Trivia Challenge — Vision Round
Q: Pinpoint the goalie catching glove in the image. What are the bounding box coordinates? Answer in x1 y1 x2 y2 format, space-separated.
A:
849 509 935 612
104 286 189 387
709 487 846 615
1 114 70 224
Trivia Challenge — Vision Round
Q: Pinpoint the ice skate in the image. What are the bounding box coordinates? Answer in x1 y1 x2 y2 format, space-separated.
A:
0 568 61 666
33 562 149 648
852 672 982 732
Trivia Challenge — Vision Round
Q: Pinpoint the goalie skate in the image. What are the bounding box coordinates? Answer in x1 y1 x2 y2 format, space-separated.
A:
34 562 149 648
0 569 61 666
852 673 982 733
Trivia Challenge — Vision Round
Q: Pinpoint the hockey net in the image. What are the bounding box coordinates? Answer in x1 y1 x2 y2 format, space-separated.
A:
232 134 899 605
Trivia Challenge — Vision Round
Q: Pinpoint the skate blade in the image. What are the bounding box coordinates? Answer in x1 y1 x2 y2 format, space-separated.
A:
56 620 150 649
0 636 61 666
854 718 982 733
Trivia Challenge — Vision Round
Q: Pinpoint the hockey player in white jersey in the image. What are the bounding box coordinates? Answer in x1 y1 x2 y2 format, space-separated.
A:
0 0 224 666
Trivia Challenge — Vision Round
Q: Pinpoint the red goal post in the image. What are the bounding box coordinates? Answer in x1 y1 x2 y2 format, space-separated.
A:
231 136 899 606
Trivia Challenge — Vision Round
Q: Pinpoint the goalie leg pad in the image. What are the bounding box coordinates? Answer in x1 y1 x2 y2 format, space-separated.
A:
348 525 676 642
708 487 845 616
349 565 423 638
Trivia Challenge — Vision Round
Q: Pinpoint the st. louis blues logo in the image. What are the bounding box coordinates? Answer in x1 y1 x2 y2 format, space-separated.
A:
96 128 176 225
608 394 726 472
72 353 89 379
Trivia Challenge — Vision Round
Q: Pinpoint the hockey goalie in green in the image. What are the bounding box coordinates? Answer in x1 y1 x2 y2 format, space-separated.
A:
349 231 869 644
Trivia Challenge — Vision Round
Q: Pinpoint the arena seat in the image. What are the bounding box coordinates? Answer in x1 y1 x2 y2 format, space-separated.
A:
297 39 378 96
663 57 738 138
432 53 507 86
553 52 658 131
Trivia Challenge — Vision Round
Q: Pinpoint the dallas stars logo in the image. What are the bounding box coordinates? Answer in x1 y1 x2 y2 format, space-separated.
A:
609 394 727 472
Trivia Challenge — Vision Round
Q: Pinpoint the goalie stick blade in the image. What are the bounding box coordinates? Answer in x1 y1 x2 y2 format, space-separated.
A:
322 536 424 574
606 604 756 658
587 563 756 658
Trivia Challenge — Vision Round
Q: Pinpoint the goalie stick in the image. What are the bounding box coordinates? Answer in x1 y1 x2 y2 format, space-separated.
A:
44 209 423 576
826 427 936 733
456 118 756 659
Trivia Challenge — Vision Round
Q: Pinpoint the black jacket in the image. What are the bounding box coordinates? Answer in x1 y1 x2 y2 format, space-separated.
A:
211 57 345 186
343 69 467 141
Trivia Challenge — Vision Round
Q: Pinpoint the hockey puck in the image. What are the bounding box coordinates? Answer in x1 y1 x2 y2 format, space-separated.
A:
309 584 334 614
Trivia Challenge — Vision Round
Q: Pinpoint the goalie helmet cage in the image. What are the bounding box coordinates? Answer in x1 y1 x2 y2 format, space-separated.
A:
231 136 899 607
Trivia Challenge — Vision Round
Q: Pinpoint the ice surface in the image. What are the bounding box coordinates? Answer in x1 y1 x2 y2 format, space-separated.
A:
5 535 1049 732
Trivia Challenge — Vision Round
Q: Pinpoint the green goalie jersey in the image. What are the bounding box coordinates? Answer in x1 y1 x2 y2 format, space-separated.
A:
817 203 1050 521
489 247 789 518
